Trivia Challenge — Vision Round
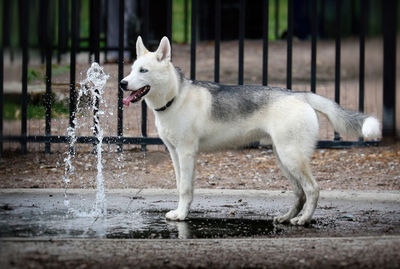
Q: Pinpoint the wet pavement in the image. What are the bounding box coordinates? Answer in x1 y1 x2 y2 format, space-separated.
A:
1 189 400 239
1 189 400 268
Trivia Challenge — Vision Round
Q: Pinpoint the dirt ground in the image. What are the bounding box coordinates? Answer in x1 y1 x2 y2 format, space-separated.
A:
0 140 399 191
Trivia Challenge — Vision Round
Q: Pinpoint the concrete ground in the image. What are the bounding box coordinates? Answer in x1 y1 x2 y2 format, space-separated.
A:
1 189 400 268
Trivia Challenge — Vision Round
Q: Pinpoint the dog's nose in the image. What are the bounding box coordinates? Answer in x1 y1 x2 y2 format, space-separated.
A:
120 80 128 91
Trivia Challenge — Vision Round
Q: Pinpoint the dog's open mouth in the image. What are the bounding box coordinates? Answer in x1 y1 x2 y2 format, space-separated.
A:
123 86 150 106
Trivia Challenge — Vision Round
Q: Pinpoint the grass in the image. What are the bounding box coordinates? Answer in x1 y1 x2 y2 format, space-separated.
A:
3 101 69 121
172 0 191 43
27 65 70 83
172 0 288 43
3 63 71 120
269 0 288 40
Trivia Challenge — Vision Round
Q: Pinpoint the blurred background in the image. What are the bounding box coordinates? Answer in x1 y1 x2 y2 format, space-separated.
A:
0 0 399 154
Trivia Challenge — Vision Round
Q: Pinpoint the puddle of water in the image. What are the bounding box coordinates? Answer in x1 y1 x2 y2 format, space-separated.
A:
0 212 282 239
107 218 283 239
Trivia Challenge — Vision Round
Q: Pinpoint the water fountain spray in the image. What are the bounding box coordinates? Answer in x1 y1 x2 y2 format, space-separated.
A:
63 62 109 216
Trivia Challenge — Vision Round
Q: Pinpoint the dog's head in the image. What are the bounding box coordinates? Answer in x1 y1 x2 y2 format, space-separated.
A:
120 36 172 106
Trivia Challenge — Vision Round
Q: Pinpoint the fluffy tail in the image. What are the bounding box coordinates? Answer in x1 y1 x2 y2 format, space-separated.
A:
304 93 380 139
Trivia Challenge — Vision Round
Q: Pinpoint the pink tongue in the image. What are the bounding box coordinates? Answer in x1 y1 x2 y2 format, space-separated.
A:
123 94 135 107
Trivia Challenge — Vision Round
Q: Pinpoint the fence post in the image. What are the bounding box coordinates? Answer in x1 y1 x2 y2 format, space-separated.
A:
45 0 54 154
190 0 197 80
382 0 397 137
92 0 101 152
214 0 221 83
0 0 4 156
262 0 269 86
117 0 124 152
310 0 317 93
286 0 293 89
20 0 29 154
57 0 69 63
69 0 78 155
166 0 173 42
334 0 342 141
238 0 245 85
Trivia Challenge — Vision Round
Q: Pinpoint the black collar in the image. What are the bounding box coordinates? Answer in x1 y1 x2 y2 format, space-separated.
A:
154 97 175 112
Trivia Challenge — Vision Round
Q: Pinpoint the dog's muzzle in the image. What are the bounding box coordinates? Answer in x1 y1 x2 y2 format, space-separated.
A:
122 85 151 107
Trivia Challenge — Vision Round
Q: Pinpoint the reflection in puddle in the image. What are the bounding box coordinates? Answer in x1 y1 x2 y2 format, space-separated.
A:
106 218 283 239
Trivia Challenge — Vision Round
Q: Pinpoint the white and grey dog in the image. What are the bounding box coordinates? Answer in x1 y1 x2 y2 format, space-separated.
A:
121 36 380 225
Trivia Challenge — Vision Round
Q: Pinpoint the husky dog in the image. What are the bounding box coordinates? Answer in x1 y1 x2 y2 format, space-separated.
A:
121 36 380 225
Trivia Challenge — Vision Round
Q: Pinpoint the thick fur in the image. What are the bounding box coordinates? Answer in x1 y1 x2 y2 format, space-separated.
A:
122 37 380 225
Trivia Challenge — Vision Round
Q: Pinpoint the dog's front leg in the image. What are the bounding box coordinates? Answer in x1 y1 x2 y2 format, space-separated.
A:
166 146 197 221
165 142 180 192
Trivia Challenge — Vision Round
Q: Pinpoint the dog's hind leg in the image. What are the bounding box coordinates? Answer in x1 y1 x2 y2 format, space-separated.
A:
274 143 319 225
268 98 320 225
289 161 319 225
273 148 306 224
166 144 197 221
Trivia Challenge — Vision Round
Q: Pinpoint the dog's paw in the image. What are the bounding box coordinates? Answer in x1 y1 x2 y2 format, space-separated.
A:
165 209 187 221
273 215 290 224
289 216 309 226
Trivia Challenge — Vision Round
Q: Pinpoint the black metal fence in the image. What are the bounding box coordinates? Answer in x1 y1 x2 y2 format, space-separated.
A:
0 0 398 154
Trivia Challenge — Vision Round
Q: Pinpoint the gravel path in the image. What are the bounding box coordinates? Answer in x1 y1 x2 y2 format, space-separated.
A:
0 141 398 191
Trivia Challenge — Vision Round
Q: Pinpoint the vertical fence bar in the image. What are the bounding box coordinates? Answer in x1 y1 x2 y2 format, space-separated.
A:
358 0 367 142
57 0 68 63
310 0 317 93
238 0 245 85
58 0 62 62
262 0 269 86
69 0 77 154
359 0 367 113
166 0 172 42
286 0 293 89
20 0 29 153
117 0 124 152
141 0 150 151
45 7 53 154
93 0 100 63
190 0 197 80
214 0 221 83
0 0 4 155
104 0 108 63
334 0 342 140
89 0 94 60
320 0 325 38
274 0 279 39
45 51 52 153
382 0 397 137
92 0 101 150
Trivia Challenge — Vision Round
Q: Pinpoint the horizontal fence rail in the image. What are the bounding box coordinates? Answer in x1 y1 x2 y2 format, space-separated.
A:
1 0 397 155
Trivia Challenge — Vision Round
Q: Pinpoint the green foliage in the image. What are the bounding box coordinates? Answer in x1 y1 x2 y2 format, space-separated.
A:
26 65 70 83
171 0 288 43
172 0 191 43
51 64 70 76
3 100 69 120
27 68 41 83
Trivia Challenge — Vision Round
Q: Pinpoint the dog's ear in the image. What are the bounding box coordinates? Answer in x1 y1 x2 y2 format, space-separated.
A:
155 36 171 63
136 36 149 57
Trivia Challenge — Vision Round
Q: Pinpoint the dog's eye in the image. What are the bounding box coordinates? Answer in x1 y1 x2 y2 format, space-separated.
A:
139 68 148 73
